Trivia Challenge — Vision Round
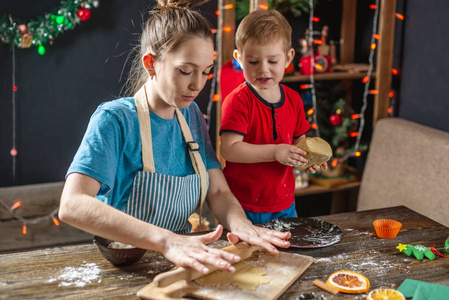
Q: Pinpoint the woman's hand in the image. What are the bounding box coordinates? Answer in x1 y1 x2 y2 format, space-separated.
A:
274 144 308 167
159 225 241 275
226 220 292 255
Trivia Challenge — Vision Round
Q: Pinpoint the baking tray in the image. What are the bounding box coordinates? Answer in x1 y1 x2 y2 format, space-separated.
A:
262 217 343 248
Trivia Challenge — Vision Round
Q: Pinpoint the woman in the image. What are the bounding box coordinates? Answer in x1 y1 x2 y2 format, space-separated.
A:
59 0 290 275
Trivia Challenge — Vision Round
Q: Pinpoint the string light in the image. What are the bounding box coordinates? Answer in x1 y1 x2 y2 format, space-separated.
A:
300 84 313 89
0 199 60 235
216 3 234 15
307 0 319 137
331 158 338 167
11 201 21 210
349 0 381 162
396 13 404 20
11 45 17 184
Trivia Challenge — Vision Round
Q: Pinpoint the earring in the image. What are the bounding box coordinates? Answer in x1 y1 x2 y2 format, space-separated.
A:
147 68 155 80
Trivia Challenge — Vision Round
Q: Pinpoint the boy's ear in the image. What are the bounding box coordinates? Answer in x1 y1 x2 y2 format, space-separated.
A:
285 48 295 68
233 49 242 65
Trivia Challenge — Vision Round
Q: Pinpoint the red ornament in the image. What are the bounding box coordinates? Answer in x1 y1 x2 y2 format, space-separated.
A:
18 24 27 33
78 8 92 22
329 114 344 126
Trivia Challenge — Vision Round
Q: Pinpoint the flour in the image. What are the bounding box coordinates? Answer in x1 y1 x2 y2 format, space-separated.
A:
47 262 102 287
343 228 373 237
264 219 295 232
314 249 411 276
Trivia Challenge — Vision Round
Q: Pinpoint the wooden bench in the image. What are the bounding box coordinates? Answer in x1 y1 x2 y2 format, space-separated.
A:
357 117 449 227
0 182 92 253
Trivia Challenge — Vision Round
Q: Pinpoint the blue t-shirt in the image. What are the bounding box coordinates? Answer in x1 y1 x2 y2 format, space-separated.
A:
67 97 221 211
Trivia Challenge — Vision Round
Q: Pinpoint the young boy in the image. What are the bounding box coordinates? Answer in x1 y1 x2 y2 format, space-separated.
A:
220 9 327 225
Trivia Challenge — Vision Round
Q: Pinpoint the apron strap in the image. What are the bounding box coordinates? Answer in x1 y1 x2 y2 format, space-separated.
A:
175 108 208 228
134 85 155 172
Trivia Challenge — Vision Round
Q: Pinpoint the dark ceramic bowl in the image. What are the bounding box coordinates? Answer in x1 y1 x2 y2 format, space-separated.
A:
93 235 147 266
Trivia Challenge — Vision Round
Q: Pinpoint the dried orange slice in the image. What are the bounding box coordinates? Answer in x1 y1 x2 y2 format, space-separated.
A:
326 270 370 294
368 288 405 300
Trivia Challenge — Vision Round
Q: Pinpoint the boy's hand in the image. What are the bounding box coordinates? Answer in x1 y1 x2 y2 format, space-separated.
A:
226 223 291 255
304 161 329 174
274 144 308 167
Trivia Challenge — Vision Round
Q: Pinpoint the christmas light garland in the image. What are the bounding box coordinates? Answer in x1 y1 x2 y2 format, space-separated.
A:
0 0 100 55
0 199 60 235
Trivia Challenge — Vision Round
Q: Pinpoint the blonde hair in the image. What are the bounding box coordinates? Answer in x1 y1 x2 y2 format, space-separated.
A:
235 9 292 54
124 0 213 96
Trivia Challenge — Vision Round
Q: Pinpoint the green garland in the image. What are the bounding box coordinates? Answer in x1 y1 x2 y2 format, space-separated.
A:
0 0 99 54
236 0 317 20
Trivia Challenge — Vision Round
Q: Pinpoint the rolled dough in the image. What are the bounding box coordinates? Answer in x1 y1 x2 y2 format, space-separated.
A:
194 261 270 291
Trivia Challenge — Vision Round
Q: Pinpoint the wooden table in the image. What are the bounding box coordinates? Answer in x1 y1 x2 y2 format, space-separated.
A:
1 206 448 299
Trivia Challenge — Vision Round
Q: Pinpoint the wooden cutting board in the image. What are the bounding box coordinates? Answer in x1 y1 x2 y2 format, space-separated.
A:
137 250 313 300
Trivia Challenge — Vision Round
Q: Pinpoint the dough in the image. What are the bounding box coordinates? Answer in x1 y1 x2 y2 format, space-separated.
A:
194 261 270 291
295 137 332 171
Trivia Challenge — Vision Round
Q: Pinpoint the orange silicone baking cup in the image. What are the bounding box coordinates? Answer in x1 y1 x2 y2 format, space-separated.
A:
373 219 402 239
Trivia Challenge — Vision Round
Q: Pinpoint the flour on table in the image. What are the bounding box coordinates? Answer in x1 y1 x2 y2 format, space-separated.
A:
46 262 102 287
194 261 270 291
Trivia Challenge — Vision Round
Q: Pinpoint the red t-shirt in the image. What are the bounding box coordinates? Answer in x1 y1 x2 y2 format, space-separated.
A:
220 82 310 213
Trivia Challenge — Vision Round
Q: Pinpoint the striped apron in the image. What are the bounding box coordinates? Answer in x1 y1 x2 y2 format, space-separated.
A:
124 85 208 234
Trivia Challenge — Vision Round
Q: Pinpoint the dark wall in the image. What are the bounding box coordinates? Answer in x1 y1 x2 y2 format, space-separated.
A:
0 0 216 187
397 0 449 132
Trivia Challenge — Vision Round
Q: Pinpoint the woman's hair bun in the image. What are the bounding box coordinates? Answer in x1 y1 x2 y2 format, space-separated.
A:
156 0 207 10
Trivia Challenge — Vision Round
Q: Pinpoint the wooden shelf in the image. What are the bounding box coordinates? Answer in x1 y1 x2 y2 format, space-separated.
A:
282 64 374 83
282 71 365 82
294 180 361 197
